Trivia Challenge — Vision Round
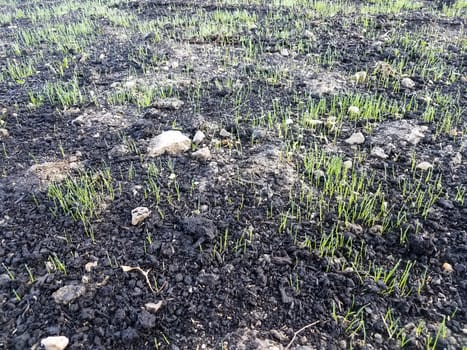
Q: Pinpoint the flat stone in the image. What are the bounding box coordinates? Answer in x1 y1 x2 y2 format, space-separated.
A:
308 79 338 97
401 77 415 88
192 130 205 145
371 146 388 159
52 285 86 304
152 97 184 110
131 207 151 225
345 132 365 145
252 128 267 140
147 130 191 157
192 147 212 162
41 336 69 350
29 159 83 185
108 144 130 159
406 126 428 145
416 161 433 171
219 129 231 137
374 61 397 77
371 120 427 146
353 71 368 83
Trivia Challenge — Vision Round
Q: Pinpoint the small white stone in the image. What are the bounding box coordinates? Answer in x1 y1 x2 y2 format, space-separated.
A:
343 160 353 169
0 128 9 138
303 30 316 40
451 152 462 165
345 132 365 145
442 262 453 273
285 118 294 125
416 161 433 171
124 80 137 89
131 207 151 225
401 77 415 88
353 71 367 83
306 119 323 127
192 147 212 162
41 336 69 350
406 125 427 145
145 300 163 313
85 261 98 272
192 130 205 145
219 129 231 137
326 116 336 129
348 106 360 115
280 48 289 57
370 225 384 235
371 146 388 159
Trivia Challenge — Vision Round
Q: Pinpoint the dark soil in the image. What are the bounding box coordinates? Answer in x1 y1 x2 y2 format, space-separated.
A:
0 0 466 349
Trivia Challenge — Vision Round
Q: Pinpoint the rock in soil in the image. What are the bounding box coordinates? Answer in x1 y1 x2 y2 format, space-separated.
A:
52 284 86 304
401 77 416 88
345 132 365 145
192 130 206 145
137 309 156 329
180 216 217 244
40 336 69 350
146 130 191 157
131 206 151 225
152 97 184 110
192 147 212 162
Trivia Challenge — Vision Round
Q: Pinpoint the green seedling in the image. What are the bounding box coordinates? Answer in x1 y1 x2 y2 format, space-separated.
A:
2 263 15 280
44 76 84 108
382 308 410 347
13 289 21 301
454 185 465 205
47 168 114 240
48 253 67 275
25 264 35 283
426 316 447 350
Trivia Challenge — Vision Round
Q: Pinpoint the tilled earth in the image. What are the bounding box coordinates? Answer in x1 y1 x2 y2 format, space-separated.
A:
0 0 466 349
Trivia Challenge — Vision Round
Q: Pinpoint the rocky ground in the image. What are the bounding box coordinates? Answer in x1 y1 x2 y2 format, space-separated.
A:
0 0 466 349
